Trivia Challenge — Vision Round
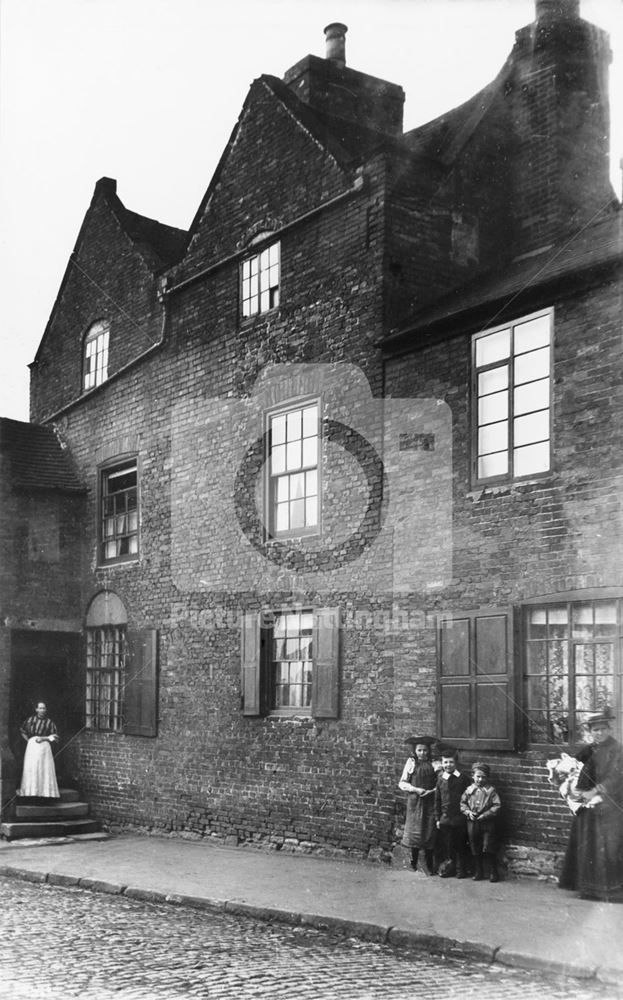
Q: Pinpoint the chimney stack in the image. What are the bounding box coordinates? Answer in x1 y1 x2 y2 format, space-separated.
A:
535 0 580 20
324 23 347 68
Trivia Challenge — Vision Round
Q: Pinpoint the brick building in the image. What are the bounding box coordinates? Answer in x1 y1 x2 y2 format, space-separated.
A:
1 0 621 874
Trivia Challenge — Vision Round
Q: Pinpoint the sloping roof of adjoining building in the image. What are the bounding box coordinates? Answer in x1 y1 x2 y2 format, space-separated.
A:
0 418 85 493
116 203 189 268
382 209 623 352
93 178 188 270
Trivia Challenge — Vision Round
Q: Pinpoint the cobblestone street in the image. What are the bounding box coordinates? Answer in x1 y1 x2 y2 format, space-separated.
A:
0 877 619 1000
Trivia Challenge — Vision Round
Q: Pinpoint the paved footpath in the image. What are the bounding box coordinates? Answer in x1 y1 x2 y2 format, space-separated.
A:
0 834 622 989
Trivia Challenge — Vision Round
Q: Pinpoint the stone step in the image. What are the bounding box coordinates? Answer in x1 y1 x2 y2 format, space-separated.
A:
15 801 89 821
59 788 80 803
0 818 101 841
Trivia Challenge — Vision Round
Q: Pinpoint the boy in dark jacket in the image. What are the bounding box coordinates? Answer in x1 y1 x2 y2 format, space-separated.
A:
434 746 471 878
460 761 502 882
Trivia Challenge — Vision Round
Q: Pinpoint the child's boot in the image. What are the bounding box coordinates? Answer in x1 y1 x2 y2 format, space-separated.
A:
472 856 484 881
424 850 437 876
410 848 419 871
487 853 499 882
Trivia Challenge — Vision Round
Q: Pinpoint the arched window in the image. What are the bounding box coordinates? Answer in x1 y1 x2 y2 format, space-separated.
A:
84 592 158 736
83 320 110 390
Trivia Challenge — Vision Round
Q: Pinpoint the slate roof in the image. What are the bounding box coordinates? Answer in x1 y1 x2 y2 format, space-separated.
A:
0 419 85 493
382 210 623 351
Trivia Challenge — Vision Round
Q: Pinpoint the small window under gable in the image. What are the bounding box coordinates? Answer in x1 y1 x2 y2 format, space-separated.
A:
83 319 110 391
241 240 280 318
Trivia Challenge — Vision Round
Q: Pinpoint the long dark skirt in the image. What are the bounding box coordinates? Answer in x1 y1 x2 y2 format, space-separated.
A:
401 793 436 850
559 804 623 902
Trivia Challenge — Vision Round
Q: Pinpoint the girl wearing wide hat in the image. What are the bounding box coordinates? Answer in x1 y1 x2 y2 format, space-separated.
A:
559 708 623 902
398 735 438 875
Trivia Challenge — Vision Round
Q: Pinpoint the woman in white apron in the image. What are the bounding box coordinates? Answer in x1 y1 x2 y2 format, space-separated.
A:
19 701 60 798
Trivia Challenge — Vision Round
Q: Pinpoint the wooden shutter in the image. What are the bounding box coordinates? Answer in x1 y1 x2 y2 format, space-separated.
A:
312 607 340 719
241 612 261 716
125 629 158 737
438 610 515 750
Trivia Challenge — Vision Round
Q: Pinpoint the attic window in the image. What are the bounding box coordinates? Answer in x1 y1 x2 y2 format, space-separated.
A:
83 320 110 391
241 241 280 318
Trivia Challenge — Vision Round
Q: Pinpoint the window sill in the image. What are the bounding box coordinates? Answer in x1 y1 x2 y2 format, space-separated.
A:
240 307 280 327
467 473 554 500
97 556 140 569
268 709 312 719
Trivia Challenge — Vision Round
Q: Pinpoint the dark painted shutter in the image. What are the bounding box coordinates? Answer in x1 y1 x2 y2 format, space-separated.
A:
241 612 261 716
312 607 340 719
125 630 158 737
438 610 515 750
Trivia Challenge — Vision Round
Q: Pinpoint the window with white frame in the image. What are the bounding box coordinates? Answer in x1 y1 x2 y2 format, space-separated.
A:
83 320 110 390
267 401 319 537
270 610 314 711
100 461 139 563
473 310 552 482
525 598 621 745
241 241 280 317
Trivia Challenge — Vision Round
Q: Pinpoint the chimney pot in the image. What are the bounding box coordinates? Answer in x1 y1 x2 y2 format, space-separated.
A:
324 23 348 68
535 0 580 20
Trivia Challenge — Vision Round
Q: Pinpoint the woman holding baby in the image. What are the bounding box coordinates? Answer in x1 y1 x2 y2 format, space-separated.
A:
559 708 623 902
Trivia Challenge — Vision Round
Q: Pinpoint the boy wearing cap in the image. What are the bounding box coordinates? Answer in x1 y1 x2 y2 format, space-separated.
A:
399 736 438 875
460 762 502 882
434 746 471 878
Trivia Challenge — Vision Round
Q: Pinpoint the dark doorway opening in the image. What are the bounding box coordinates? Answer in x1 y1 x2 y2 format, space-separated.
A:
10 630 83 787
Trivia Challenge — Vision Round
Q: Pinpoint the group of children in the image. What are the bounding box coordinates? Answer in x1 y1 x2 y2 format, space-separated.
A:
398 736 502 883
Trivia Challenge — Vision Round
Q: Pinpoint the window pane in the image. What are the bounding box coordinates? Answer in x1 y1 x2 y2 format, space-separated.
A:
478 367 508 395
595 602 617 627
572 603 593 637
305 496 318 526
290 498 305 528
303 405 318 437
271 444 286 474
286 441 302 470
475 329 510 367
515 346 549 384
290 472 305 499
478 452 508 479
286 410 301 441
513 441 549 476
276 476 289 502
276 503 289 532
513 409 549 447
514 378 550 416
302 436 317 467
549 607 568 626
478 390 508 425
306 469 318 496
549 673 569 714
514 314 550 354
527 674 548 709
479 420 508 455
271 414 286 445
526 640 546 672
